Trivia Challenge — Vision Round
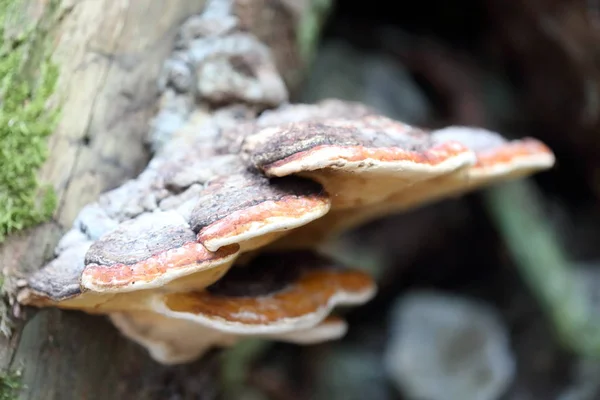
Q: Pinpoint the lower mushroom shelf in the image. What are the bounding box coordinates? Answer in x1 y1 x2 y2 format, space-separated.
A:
19 251 376 364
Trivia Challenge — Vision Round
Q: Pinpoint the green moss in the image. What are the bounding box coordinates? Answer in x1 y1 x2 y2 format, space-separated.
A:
0 0 61 243
0 369 22 400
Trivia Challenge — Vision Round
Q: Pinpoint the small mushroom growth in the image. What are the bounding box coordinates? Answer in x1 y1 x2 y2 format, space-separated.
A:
17 99 555 364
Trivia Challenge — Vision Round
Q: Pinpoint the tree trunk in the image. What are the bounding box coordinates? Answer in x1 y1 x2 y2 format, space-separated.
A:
0 1 329 398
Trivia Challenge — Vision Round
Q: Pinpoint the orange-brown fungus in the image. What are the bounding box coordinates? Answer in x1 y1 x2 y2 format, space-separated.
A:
262 141 472 176
163 252 375 325
82 243 239 292
474 138 553 169
196 194 330 250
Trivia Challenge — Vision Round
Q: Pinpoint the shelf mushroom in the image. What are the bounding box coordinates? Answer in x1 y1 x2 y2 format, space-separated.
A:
18 99 555 364
111 251 374 365
242 114 477 209
265 125 555 249
20 250 375 365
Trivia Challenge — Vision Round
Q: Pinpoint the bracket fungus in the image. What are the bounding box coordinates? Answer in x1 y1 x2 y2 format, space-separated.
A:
269 124 556 249
18 99 555 364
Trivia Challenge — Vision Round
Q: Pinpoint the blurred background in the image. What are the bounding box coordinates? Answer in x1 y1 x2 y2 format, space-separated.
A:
220 1 600 399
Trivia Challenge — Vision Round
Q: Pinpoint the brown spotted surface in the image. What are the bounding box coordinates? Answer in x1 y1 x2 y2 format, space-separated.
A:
81 242 239 291
85 212 197 267
189 172 327 231
243 116 444 171
24 242 92 301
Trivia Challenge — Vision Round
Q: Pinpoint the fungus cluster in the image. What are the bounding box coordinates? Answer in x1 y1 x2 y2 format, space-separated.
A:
17 99 555 364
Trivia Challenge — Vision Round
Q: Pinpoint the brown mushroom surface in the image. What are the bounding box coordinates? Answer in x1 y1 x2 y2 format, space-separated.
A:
85 150 331 255
242 115 477 209
269 126 556 249
155 251 375 333
81 211 240 293
189 171 330 252
381 127 556 209
17 211 238 309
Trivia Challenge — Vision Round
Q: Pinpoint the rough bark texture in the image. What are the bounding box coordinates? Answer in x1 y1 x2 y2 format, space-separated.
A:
0 0 324 398
0 0 330 397
0 1 213 397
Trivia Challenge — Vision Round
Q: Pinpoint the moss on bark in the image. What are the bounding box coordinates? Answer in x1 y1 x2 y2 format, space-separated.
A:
0 0 61 243
0 369 22 400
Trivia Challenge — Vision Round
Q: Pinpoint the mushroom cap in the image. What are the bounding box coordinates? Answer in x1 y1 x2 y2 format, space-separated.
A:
242 115 477 209
158 153 331 252
190 171 330 252
17 210 239 308
432 126 555 182
379 127 555 210
267 127 556 250
142 251 375 334
81 211 240 293
216 98 376 155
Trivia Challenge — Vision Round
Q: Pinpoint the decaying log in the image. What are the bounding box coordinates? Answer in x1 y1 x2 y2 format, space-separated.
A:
0 1 327 398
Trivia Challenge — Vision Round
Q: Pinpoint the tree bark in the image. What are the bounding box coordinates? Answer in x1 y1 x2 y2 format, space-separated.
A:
0 0 330 398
